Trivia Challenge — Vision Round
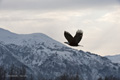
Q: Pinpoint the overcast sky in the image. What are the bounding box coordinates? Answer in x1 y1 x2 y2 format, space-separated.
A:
0 0 120 56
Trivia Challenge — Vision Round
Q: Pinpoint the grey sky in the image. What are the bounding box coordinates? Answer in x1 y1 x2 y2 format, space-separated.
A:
0 0 120 56
0 0 120 10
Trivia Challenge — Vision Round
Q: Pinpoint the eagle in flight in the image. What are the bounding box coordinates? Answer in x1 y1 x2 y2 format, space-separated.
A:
64 30 83 46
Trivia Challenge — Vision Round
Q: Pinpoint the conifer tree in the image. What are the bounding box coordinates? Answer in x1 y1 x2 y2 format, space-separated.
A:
0 66 6 80
98 77 103 80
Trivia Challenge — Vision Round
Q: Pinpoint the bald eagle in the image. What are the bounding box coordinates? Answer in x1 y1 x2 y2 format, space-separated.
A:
64 30 83 46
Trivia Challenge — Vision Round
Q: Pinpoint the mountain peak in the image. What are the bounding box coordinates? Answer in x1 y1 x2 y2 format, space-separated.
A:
0 28 64 47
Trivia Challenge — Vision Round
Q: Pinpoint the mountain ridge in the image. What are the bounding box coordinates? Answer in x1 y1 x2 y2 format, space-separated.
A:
0 28 120 80
106 54 120 64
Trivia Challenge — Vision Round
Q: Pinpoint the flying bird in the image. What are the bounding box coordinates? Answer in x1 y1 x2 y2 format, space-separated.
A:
64 30 83 46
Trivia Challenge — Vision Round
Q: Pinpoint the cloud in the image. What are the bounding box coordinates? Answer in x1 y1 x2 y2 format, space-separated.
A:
0 0 120 56
98 9 120 24
0 0 120 10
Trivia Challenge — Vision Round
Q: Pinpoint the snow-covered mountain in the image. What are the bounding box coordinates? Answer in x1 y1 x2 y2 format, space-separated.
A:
0 28 120 80
106 54 120 64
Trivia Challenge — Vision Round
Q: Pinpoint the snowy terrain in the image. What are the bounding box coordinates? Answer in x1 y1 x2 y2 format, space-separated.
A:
0 28 120 80
106 54 120 64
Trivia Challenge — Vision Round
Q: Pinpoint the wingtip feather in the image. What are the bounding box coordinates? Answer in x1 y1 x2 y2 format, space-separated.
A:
77 30 83 33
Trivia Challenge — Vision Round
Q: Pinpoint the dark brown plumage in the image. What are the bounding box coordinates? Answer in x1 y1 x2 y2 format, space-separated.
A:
64 30 83 46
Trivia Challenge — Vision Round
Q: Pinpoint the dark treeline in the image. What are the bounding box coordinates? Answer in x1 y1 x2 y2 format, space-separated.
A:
98 76 120 80
55 73 81 80
0 65 120 80
56 74 120 80
0 65 27 80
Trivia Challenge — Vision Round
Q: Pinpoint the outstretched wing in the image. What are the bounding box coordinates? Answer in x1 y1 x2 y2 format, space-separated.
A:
74 30 83 44
64 31 74 44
